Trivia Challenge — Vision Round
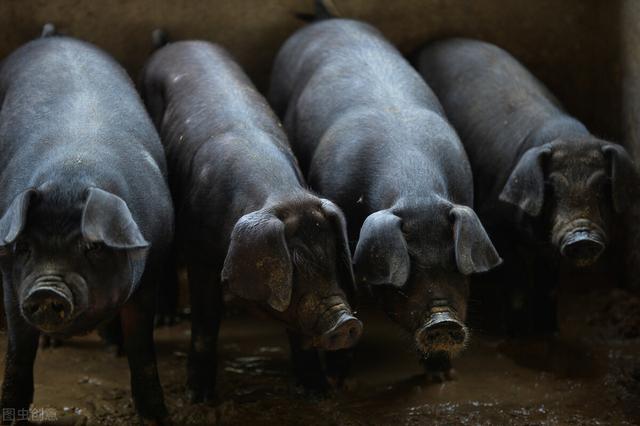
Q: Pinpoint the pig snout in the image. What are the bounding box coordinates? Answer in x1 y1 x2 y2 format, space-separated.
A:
315 303 363 351
555 220 606 267
560 230 605 264
320 311 363 351
20 274 88 332
415 307 468 356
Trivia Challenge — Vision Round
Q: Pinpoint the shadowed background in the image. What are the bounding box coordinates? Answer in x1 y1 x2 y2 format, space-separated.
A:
0 0 623 138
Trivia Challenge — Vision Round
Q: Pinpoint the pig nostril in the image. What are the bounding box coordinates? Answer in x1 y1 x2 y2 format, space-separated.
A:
348 326 358 340
22 286 74 329
320 318 362 350
561 230 605 263
567 241 600 256
450 330 466 344
51 302 66 317
418 310 468 354
423 328 464 345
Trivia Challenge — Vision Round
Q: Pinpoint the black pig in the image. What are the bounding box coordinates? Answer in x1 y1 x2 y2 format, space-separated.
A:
269 14 501 378
415 38 639 333
0 29 174 424
140 39 361 398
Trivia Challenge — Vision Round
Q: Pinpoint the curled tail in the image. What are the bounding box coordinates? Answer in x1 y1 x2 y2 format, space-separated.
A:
296 0 342 22
41 23 57 38
151 28 169 50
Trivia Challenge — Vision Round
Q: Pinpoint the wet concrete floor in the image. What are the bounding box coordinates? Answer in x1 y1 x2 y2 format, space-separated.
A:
6 286 639 425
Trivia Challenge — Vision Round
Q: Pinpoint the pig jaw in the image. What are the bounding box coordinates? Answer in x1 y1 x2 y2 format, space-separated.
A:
551 218 607 267
19 271 89 333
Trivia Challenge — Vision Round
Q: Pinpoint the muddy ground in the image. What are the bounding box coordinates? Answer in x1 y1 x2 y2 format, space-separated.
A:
6 284 640 425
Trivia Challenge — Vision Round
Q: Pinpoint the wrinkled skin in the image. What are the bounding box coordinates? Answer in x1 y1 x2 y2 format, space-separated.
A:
544 139 613 266
416 38 639 334
0 34 174 425
269 17 501 380
140 40 360 400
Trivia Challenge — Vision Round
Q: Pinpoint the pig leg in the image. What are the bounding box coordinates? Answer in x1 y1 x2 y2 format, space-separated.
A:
156 249 180 327
186 261 222 403
0 281 39 424
39 335 63 349
485 240 534 336
530 256 558 334
507 244 558 336
324 349 354 388
287 331 328 393
98 316 124 356
120 283 168 424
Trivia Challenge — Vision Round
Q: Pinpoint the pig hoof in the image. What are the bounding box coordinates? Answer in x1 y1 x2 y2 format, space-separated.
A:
424 368 457 383
40 335 64 349
186 386 216 404
40 335 51 349
299 387 330 400
294 376 331 398
138 416 171 426
326 375 344 389
186 388 203 404
327 375 357 392
154 314 179 328
105 343 124 357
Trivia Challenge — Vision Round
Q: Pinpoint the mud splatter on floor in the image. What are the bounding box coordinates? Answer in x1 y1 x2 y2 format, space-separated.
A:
5 289 640 425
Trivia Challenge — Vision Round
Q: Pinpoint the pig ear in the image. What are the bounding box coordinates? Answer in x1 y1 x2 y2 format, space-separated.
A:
0 189 37 246
221 210 292 312
603 144 640 213
81 188 149 249
499 144 552 217
450 205 502 275
320 199 357 303
353 210 409 287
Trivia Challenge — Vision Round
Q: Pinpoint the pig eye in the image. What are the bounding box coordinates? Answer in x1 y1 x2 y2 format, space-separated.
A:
13 240 31 258
83 242 106 258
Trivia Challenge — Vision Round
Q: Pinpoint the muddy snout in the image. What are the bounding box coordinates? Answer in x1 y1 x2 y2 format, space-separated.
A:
559 226 606 267
416 308 467 355
20 274 87 332
316 305 363 351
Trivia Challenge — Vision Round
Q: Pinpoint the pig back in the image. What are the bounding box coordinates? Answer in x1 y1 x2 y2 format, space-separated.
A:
140 40 304 217
415 38 588 207
270 19 448 175
0 36 173 251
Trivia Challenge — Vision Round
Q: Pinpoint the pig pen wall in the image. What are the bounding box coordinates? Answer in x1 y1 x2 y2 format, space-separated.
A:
0 0 632 290
0 0 621 135
621 0 640 292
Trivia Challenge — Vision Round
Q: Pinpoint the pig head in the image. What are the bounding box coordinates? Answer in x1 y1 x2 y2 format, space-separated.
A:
221 198 362 351
0 186 148 336
500 139 639 267
353 200 501 358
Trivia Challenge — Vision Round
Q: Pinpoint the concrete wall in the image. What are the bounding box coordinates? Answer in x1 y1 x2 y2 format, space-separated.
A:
622 0 640 159
0 0 622 138
621 0 640 290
